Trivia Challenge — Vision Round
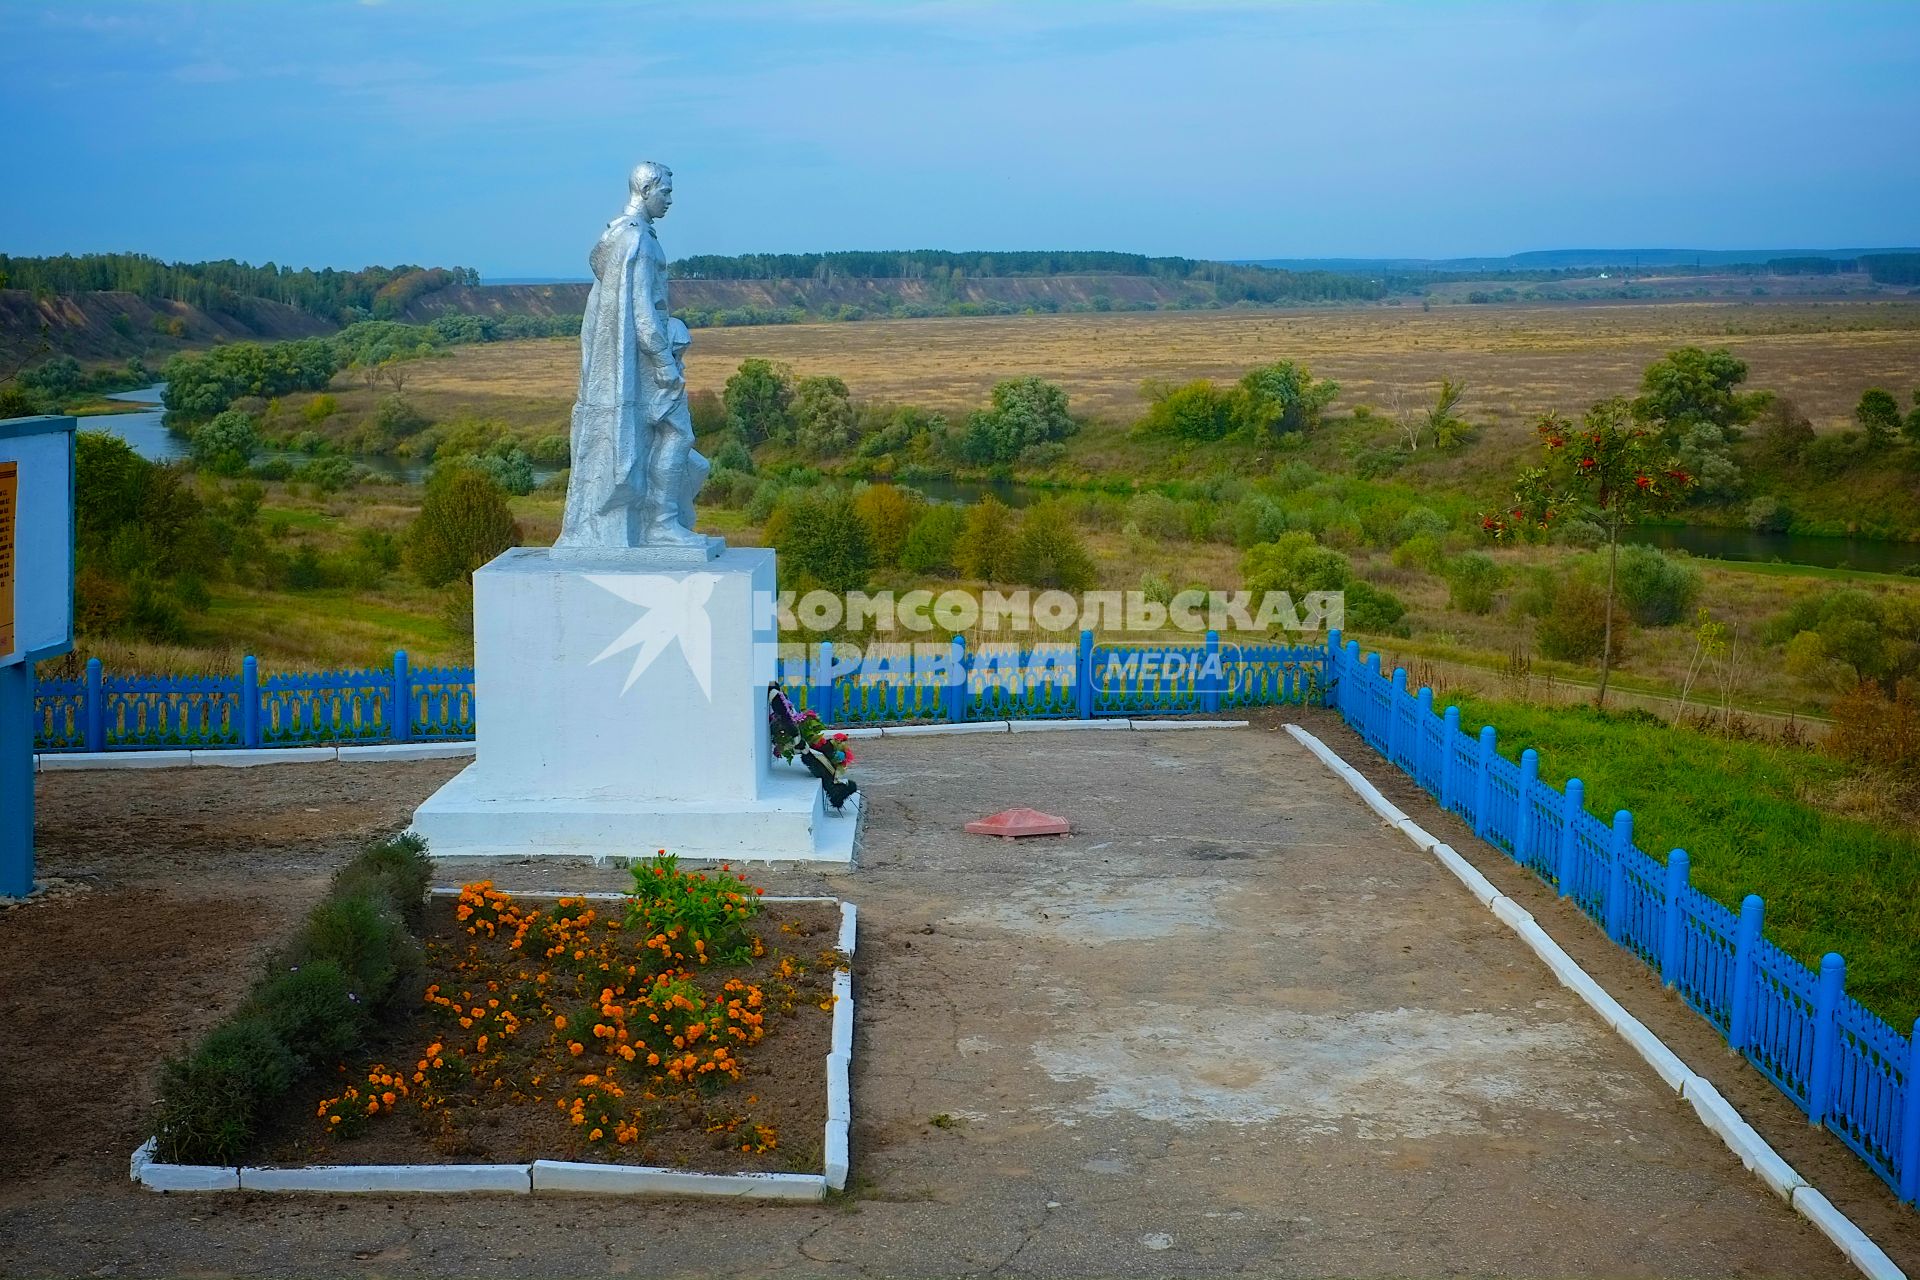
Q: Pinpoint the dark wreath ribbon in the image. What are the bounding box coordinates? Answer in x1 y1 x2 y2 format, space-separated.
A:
767 684 859 811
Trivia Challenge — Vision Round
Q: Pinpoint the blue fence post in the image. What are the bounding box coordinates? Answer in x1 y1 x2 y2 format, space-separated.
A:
0 663 32 897
1201 630 1221 715
1728 895 1765 1052
1557 778 1583 897
812 641 836 723
1388 668 1408 764
945 635 968 722
1472 726 1495 840
1516 749 1538 865
84 657 105 752
1344 641 1361 724
1362 653 1381 741
391 650 412 743
1605 811 1633 944
1076 630 1095 719
1659 849 1690 986
1440 706 1460 811
240 655 260 749
1416 686 1433 779
1325 628 1342 711
1807 952 1846 1128
1899 1018 1920 1203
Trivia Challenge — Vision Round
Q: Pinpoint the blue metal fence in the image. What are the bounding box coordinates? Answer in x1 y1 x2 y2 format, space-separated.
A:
33 633 1328 752
1327 631 1920 1206
34 653 476 752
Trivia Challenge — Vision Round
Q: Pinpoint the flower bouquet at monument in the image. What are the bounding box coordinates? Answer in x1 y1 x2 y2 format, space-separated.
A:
767 684 858 811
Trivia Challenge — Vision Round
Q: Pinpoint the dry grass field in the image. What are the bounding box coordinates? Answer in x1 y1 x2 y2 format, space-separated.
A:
403 300 1920 442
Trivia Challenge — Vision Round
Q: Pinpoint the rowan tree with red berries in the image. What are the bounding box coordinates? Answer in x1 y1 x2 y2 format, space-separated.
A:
1484 396 1695 705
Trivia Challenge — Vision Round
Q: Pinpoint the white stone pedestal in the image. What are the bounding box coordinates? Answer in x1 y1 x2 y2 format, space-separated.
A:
411 546 859 864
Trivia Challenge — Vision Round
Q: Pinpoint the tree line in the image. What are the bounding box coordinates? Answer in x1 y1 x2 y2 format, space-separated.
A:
0 253 479 322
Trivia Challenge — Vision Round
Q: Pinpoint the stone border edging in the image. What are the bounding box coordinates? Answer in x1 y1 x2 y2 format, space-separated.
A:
39 742 476 771
1282 722 1906 1280
130 890 858 1201
38 719 1252 770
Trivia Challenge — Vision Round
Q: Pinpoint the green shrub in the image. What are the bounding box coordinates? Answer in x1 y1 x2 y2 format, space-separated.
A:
1011 502 1097 591
711 433 754 474
745 477 786 523
1125 492 1188 540
1537 576 1629 663
298 892 420 1010
1230 495 1289 547
702 466 758 508
190 410 260 477
295 454 355 493
1803 431 1864 479
1613 545 1701 626
1240 531 1350 599
375 394 430 440
1392 506 1450 544
1551 519 1605 549
407 468 520 587
1747 495 1792 532
955 496 1018 582
1392 533 1446 572
154 1018 297 1164
1445 552 1502 614
528 433 570 466
900 505 966 576
764 491 874 593
250 961 371 1070
329 833 432 927
1345 581 1408 635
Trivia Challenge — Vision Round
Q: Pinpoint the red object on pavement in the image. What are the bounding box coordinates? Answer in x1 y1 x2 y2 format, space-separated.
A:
965 808 1072 838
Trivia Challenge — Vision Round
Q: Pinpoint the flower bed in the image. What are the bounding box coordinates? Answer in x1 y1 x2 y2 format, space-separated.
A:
142 843 853 1192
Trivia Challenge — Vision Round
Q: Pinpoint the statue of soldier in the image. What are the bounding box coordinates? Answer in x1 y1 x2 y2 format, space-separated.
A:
557 161 709 551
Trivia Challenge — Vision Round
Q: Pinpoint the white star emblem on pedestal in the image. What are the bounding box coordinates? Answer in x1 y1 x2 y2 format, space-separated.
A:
585 573 719 700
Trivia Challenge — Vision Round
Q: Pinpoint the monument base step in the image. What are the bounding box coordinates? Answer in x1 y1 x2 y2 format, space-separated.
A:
410 761 860 865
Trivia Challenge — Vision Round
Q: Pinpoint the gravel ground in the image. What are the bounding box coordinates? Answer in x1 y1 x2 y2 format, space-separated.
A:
0 725 1909 1279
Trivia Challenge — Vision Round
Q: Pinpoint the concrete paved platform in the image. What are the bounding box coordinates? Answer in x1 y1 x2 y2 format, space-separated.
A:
5 726 1877 1278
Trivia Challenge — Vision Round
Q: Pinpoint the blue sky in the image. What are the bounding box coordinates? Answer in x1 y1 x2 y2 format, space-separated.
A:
2 1 1916 276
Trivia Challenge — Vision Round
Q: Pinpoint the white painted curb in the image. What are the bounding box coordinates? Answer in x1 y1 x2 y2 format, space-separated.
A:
130 1138 238 1191
837 900 858 956
1282 722 1905 1280
42 749 193 771
1792 1186 1908 1280
37 742 478 771
530 1160 825 1200
881 721 1009 736
241 1163 531 1194
195 746 338 767
337 742 478 762
1009 718 1132 733
826 899 857 1192
1129 719 1251 730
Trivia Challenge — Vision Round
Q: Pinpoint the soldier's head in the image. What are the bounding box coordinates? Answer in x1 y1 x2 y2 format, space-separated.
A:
628 161 673 220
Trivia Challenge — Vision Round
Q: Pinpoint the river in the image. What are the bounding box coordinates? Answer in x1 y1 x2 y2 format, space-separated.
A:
912 478 1920 574
91 385 448 485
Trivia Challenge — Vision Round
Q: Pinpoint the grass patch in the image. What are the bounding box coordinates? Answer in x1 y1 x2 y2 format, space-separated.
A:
1444 694 1920 1031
